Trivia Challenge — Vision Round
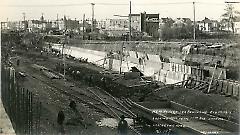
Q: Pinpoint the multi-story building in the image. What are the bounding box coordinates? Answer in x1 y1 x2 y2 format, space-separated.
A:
1 22 8 30
46 20 59 30
234 22 240 34
58 16 79 31
96 20 106 29
130 14 141 32
27 20 47 31
105 18 128 30
99 12 159 38
1 21 28 30
140 12 159 37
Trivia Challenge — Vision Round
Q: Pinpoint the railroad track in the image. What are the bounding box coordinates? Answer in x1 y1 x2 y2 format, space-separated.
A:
26 67 141 134
31 75 114 116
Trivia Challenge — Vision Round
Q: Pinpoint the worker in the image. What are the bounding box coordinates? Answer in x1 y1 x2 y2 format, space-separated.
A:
57 110 65 125
88 75 93 86
72 70 76 79
117 115 128 135
57 110 65 134
69 100 77 110
17 59 20 66
101 77 107 89
76 70 80 80
185 76 193 88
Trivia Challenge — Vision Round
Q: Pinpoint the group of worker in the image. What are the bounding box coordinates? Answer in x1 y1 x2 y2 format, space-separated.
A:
57 100 129 135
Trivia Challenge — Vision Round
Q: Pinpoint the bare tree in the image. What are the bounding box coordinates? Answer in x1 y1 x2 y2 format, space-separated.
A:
221 4 240 33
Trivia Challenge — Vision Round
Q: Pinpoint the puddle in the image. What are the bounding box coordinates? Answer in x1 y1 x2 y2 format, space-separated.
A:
96 118 134 128
96 118 118 128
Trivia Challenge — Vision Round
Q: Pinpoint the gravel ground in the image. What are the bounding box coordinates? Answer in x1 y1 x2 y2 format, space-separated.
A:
153 87 239 122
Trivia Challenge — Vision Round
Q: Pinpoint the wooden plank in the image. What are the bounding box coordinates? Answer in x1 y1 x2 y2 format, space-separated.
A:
42 70 60 79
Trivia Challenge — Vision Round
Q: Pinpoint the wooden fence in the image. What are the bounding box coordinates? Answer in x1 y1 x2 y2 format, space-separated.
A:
1 65 42 135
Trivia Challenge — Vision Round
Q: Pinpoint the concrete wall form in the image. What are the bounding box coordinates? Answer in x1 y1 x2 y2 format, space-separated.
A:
51 43 229 86
214 79 239 98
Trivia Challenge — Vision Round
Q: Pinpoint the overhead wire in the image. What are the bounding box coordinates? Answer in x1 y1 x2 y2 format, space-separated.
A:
1 2 229 8
0 3 89 7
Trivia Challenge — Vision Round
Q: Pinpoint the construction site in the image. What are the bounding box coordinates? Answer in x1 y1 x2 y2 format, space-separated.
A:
1 29 239 135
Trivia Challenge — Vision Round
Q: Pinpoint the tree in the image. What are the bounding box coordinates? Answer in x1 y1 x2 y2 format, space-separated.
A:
221 4 240 33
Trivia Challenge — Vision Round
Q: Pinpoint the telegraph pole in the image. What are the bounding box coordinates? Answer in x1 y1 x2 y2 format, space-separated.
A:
83 14 85 40
57 14 59 28
22 12 26 21
62 34 67 80
129 1 132 41
193 2 196 41
91 3 95 33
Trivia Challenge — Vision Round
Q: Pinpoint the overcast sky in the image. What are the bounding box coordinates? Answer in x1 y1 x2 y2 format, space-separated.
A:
0 0 239 22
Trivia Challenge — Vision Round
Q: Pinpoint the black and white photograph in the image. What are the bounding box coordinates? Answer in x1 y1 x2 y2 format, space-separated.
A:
1 0 240 134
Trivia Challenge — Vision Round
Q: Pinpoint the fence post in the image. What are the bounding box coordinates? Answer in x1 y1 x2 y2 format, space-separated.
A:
30 93 33 134
39 102 42 135
16 85 20 133
20 88 24 134
26 90 30 135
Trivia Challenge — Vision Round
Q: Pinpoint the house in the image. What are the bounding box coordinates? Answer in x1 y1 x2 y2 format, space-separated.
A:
1 22 8 30
173 18 192 28
234 17 240 34
58 16 80 31
79 21 91 32
159 17 175 28
197 17 219 32
96 20 106 29
27 20 47 31
1 21 28 31
234 21 240 34
27 15 48 31
45 20 59 30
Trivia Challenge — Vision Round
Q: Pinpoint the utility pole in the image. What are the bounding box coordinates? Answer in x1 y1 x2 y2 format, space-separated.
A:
120 42 124 74
62 34 67 80
91 3 95 33
129 1 132 41
41 13 44 31
57 14 59 29
193 2 196 41
83 14 85 40
23 12 26 21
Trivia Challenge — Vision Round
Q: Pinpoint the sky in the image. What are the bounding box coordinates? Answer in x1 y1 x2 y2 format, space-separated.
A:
0 0 239 22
